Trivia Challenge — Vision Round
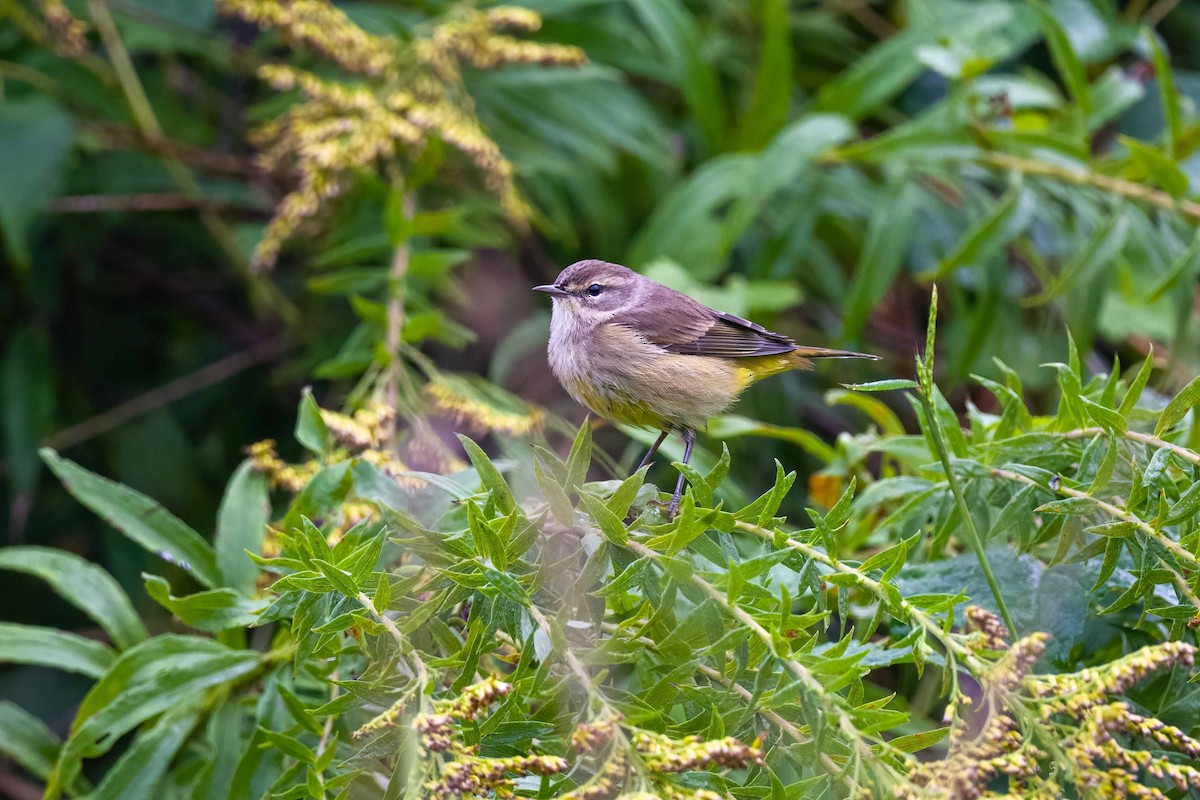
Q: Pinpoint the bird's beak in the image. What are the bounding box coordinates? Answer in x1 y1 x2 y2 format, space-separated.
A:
532 284 569 298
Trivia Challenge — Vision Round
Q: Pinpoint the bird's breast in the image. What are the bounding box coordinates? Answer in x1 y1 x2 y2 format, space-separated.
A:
547 317 745 430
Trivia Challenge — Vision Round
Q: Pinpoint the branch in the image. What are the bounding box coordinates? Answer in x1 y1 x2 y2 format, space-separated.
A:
42 337 289 452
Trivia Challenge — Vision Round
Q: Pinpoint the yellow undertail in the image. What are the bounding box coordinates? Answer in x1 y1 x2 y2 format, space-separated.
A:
736 347 877 387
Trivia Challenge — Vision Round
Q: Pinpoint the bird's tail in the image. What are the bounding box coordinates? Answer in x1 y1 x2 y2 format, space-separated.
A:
787 347 879 370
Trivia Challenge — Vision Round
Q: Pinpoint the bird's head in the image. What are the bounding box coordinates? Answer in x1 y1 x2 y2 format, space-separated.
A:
533 259 642 324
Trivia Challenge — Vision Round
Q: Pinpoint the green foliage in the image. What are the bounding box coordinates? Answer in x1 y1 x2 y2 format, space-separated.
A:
2 308 1197 796
7 0 1200 796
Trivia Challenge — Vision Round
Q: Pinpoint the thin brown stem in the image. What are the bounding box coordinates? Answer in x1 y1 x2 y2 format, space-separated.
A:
42 337 289 452
48 193 261 213
86 0 295 323
977 152 1200 220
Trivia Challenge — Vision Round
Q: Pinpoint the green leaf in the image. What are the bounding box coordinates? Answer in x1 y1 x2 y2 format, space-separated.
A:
467 501 507 570
457 434 516 515
216 460 270 594
1083 521 1138 538
143 574 263 632
627 0 727 154
41 449 222 589
843 180 920 340
0 97 74 269
92 707 201 800
534 457 574 526
2 326 55 495
1155 373 1200 437
1024 214 1129 306
924 185 1035 281
1123 136 1188 195
1118 349 1154 416
0 546 147 649
49 636 260 795
564 419 593 492
605 466 649 520
0 622 115 678
1146 30 1182 158
1081 396 1127 434
579 492 629 545
844 379 918 392
1028 0 1090 128
886 726 950 753
736 0 791 149
1164 480 1200 525
481 563 530 607
259 728 316 764
295 388 329 454
1035 496 1098 515
0 700 64 782
312 559 360 597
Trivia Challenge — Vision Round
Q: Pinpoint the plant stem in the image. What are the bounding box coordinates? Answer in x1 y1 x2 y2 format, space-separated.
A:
86 0 296 324
356 591 429 688
920 391 1017 634
734 520 981 669
990 467 1200 581
626 539 898 788
1060 426 1200 467
385 191 415 442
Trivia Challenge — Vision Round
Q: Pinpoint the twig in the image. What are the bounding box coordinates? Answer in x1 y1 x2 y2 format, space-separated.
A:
733 520 980 669
85 0 296 324
1059 426 1200 467
356 591 429 688
42 337 289 452
977 152 1200 221
990 466 1200 582
625 539 893 787
920 389 1017 633
87 121 260 176
48 193 262 213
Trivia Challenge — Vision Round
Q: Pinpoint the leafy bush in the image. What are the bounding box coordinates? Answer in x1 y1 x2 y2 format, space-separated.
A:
4 300 1199 798
6 0 1200 797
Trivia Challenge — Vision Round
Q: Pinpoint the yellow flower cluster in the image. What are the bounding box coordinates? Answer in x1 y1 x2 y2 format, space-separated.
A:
216 0 395 75
246 439 317 492
564 723 761 799
215 1 585 269
963 604 1009 651
424 372 546 437
400 677 570 797
419 6 586 72
356 675 512 744
37 0 87 57
899 635 1200 799
572 717 619 754
426 753 568 798
632 731 765 774
320 403 395 451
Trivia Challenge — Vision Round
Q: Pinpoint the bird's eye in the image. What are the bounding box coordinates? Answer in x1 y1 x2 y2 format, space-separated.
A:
587 284 603 297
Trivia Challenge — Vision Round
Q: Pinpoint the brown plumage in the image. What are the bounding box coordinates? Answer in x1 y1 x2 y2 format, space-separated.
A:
534 259 877 516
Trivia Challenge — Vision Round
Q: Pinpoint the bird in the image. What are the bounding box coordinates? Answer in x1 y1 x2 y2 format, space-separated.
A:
533 259 878 518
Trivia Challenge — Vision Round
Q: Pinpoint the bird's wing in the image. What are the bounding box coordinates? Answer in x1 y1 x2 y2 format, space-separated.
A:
617 285 797 359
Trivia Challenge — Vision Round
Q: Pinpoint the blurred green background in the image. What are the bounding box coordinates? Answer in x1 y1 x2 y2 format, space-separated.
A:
4 0 1200 792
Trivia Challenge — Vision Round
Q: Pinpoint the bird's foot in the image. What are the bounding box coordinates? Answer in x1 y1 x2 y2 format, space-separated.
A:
666 493 682 520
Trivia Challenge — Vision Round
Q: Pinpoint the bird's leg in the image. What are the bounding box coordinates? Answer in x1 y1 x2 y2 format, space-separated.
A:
666 428 696 519
636 430 670 474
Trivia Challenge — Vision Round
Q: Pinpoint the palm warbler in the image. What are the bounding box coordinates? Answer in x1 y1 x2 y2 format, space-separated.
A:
534 259 878 516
